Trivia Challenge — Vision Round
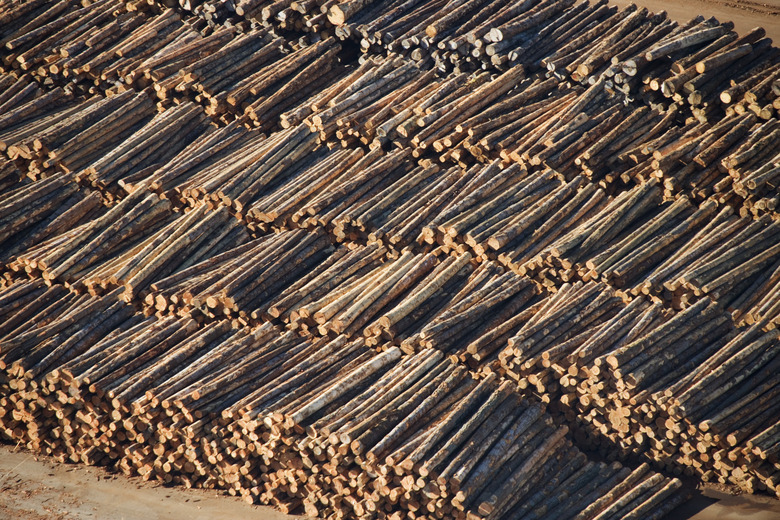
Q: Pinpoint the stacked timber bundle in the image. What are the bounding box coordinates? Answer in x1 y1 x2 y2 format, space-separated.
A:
73 101 212 199
328 158 469 247
484 1 657 75
533 180 711 301
540 191 725 302
277 249 471 340
0 287 135 383
498 281 625 396
637 112 751 202
449 77 570 164
720 57 780 118
0 174 103 267
395 261 541 367
417 163 609 281
637 209 780 326
656 316 780 496
0 0 158 92
142 229 336 324
643 27 777 122
0 89 157 179
80 205 250 302
165 35 345 129
171 124 325 215
287 54 443 147
246 146 467 248
9 188 175 291
127 119 257 202
73 9 195 94
0 72 45 114
400 64 525 159
118 21 231 92
0 86 79 175
723 119 780 217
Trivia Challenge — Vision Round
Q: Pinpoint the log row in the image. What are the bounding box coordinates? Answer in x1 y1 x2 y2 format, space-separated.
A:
8 188 175 291
720 118 780 218
0 171 104 269
245 145 467 249
325 0 780 130
0 291 689 518
535 181 778 312
0 88 158 181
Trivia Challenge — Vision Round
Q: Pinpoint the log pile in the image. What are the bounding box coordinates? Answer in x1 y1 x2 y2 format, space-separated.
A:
8 188 175 291
0 297 689 517
498 281 625 396
246 146 467 248
88 205 250 303
166 33 348 130
637 209 780 326
285 54 442 148
0 172 103 269
0 88 157 181
143 228 336 324
73 101 212 199
278 249 471 341
721 118 780 217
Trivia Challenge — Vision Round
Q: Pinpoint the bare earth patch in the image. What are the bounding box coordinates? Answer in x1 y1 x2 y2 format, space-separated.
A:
609 0 780 40
0 443 301 520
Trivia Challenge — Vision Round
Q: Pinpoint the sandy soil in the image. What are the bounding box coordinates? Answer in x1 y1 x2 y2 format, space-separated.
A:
609 0 780 40
0 443 301 520
670 487 780 520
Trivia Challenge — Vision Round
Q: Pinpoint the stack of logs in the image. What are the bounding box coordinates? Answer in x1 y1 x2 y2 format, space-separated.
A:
0 287 689 517
2 0 780 517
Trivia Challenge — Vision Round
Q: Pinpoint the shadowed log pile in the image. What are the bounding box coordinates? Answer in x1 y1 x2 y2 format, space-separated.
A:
555 296 780 496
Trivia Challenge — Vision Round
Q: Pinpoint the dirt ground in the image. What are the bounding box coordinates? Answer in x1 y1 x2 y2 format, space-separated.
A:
2 443 780 520
0 443 300 520
609 0 780 40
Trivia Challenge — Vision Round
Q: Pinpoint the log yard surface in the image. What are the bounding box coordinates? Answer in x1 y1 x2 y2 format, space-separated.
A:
0 0 778 518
